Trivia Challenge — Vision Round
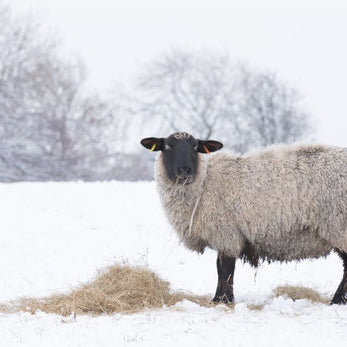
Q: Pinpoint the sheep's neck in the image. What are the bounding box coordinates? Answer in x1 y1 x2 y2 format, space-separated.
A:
155 153 207 236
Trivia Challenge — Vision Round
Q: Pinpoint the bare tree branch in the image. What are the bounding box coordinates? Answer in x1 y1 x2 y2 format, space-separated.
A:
135 50 312 153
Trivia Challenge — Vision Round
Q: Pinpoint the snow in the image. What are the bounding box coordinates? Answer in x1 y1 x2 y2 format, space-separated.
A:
1 181 347 346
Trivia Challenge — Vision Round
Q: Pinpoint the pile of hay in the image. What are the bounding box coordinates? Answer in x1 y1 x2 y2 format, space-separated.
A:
246 285 329 311
273 285 330 304
0 265 331 316
1 264 212 316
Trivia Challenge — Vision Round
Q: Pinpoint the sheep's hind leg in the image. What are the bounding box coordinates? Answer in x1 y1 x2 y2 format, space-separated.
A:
331 250 347 305
212 253 235 304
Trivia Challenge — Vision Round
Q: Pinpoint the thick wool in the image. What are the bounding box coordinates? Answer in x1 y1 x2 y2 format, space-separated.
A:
155 144 347 263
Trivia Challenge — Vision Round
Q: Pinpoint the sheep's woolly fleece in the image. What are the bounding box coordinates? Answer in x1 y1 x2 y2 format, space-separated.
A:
155 144 347 260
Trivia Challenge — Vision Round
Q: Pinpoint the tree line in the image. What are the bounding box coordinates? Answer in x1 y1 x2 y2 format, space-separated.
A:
0 1 312 182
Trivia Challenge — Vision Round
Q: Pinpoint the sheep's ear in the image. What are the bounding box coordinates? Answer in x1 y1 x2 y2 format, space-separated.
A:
140 137 164 152
197 140 223 154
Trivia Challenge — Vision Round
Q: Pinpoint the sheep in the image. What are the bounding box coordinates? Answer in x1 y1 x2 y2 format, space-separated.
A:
140 132 347 305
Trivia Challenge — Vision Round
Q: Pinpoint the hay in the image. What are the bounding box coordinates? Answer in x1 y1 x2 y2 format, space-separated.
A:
0 264 212 316
247 303 265 311
273 285 330 304
1 265 332 317
245 285 330 312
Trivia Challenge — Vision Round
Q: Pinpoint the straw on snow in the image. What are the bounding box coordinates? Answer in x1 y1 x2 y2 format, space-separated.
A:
273 285 330 304
0 264 213 316
0 265 330 316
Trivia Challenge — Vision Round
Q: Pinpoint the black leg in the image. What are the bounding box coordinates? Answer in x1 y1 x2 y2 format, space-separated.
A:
331 250 347 305
213 255 223 300
212 253 236 304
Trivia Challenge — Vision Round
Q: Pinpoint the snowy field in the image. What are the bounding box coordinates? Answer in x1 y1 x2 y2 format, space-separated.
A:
1 181 347 346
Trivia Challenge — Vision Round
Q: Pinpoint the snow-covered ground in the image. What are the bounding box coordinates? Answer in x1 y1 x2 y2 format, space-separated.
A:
1 181 347 346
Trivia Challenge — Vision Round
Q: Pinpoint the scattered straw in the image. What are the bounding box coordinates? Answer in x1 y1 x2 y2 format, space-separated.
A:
247 303 265 311
1 266 332 317
0 264 213 316
273 285 330 304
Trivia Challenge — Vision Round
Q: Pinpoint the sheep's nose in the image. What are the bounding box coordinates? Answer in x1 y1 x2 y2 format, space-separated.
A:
177 167 192 176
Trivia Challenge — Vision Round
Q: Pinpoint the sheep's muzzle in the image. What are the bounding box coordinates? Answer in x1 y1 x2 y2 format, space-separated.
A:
176 174 194 185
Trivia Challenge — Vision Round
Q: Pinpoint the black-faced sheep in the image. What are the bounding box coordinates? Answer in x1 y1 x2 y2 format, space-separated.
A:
141 132 347 305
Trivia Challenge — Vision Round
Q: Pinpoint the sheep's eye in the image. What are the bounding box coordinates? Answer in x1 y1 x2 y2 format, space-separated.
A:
165 144 171 151
193 145 198 151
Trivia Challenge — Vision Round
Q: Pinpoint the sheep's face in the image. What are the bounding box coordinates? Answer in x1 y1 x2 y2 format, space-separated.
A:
162 133 199 185
141 132 223 185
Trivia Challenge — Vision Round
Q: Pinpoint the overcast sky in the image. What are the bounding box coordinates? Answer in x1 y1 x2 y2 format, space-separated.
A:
11 0 347 146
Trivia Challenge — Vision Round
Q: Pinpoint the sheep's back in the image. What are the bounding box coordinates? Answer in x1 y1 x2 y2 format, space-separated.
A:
198 145 347 260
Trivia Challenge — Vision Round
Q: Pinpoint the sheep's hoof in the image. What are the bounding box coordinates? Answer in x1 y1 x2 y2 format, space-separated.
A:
330 295 347 305
212 294 234 305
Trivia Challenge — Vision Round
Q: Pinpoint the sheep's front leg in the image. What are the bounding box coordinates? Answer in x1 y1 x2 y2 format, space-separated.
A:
331 250 347 305
212 253 235 304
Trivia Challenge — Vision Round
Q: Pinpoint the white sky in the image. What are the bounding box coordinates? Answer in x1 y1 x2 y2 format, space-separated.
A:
11 0 347 146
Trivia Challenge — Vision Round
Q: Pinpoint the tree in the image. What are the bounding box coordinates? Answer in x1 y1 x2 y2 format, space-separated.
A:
136 51 312 153
0 0 128 181
229 68 311 153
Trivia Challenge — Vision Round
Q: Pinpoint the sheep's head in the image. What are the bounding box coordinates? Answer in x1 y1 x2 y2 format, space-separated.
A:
141 132 223 185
